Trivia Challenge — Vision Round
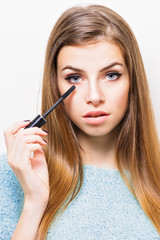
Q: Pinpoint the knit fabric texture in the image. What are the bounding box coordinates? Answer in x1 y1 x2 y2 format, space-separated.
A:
0 152 160 240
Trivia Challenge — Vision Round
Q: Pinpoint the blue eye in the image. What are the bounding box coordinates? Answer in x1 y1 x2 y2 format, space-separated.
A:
106 72 122 81
65 75 81 83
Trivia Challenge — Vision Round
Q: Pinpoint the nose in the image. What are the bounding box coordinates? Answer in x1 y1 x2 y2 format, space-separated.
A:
85 81 105 106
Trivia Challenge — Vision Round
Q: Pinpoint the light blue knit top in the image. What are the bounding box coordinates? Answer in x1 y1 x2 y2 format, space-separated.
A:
0 152 160 240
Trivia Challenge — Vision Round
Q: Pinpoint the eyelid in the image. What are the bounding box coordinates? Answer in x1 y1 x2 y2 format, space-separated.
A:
105 71 122 80
64 74 82 83
106 70 122 74
65 74 82 81
65 73 81 78
64 71 122 82
106 70 122 75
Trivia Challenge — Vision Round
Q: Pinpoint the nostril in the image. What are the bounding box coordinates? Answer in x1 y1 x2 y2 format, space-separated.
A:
85 85 105 105
85 96 105 105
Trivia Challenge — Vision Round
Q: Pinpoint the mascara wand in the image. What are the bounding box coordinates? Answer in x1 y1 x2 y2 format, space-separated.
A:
25 85 76 129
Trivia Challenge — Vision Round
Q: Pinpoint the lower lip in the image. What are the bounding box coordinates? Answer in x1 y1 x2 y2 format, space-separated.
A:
83 115 110 124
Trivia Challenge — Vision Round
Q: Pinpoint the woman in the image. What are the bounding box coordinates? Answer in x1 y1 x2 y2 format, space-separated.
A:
1 4 160 240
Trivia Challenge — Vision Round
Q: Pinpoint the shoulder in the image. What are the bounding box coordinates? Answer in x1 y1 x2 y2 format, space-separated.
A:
0 152 24 239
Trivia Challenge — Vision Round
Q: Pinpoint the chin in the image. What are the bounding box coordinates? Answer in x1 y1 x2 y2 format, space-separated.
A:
81 127 118 138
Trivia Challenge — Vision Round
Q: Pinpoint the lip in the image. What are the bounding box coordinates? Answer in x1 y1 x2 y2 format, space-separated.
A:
83 110 110 124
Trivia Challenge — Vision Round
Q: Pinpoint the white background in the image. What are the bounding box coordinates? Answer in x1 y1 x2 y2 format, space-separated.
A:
0 0 160 152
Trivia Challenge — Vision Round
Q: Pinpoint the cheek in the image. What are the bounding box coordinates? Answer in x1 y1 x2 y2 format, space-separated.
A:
117 89 129 108
58 84 82 116
63 94 80 117
109 83 129 112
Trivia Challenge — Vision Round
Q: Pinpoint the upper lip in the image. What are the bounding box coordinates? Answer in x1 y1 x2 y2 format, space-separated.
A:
83 110 110 118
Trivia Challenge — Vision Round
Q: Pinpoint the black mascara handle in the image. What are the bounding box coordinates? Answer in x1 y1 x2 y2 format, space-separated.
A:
24 114 46 129
24 86 76 129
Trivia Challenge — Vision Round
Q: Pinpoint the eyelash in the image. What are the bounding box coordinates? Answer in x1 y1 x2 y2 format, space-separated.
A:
64 75 81 83
106 72 122 81
64 72 122 83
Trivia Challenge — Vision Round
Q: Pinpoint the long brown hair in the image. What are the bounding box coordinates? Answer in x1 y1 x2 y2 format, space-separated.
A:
37 5 160 239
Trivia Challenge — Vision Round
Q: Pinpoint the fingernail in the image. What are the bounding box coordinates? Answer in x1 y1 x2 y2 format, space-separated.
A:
43 139 47 143
43 130 48 133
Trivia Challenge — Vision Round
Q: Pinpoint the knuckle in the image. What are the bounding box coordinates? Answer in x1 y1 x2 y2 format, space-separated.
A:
33 127 40 131
34 135 40 141
28 127 39 133
36 143 43 151
34 127 45 134
15 134 24 144
37 135 43 142
35 143 41 149
26 144 32 151
16 129 24 136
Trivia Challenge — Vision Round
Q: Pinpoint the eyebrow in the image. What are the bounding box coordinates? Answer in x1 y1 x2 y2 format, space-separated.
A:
61 62 123 72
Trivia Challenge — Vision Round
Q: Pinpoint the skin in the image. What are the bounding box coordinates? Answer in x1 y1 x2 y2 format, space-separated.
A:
57 41 130 169
3 40 130 239
4 122 49 239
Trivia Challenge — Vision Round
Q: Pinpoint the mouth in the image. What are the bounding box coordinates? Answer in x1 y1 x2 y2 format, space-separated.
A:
83 111 110 118
83 111 110 124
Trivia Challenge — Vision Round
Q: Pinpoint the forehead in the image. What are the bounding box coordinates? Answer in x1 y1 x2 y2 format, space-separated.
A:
57 41 125 70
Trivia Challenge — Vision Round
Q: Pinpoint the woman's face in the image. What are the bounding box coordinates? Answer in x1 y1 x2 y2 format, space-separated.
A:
57 41 130 138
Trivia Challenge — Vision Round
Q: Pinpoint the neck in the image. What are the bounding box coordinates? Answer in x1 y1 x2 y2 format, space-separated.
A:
78 128 119 169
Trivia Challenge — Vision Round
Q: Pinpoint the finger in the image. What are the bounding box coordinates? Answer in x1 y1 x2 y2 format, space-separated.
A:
4 121 31 136
7 127 47 166
23 143 45 164
16 126 48 138
4 121 31 152
8 143 44 168
23 135 47 145
10 133 46 163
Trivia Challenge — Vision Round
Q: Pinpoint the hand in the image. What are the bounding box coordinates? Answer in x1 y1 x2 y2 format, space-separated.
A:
4 121 49 211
